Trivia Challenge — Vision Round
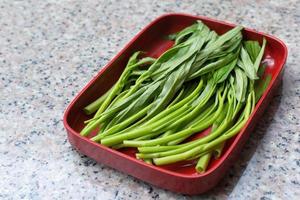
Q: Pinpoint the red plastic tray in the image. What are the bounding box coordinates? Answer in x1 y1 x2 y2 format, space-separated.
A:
63 13 287 194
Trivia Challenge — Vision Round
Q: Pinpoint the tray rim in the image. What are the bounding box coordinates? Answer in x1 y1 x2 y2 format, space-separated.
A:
63 13 288 179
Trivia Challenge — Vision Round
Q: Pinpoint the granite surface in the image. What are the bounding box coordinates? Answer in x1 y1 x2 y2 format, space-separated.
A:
0 0 299 199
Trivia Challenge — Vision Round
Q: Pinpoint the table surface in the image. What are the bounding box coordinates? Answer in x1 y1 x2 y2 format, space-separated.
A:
1 0 299 199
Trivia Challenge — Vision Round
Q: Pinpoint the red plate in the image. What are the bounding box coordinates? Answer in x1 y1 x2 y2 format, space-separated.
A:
63 13 287 194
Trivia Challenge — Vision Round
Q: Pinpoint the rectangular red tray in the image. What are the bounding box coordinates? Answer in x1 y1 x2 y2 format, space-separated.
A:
63 13 287 195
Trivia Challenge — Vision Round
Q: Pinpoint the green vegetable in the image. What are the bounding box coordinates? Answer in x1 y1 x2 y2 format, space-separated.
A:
80 20 269 173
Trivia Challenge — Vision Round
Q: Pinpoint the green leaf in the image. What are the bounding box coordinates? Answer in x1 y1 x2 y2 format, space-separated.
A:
254 74 272 103
145 42 191 77
213 59 237 83
253 38 267 72
148 55 196 117
238 47 258 80
199 25 243 60
205 31 218 46
234 68 248 102
192 26 242 76
244 40 261 62
174 22 203 45
170 20 209 45
257 63 267 78
107 81 162 128
188 52 237 80
151 36 205 81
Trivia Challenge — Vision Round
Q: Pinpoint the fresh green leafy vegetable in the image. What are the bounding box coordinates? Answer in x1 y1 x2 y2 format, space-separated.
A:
80 20 269 173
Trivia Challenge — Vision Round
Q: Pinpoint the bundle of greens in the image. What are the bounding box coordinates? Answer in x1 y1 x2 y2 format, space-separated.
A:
80 21 271 173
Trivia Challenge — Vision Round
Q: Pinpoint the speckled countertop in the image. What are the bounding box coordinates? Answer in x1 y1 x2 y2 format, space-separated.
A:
0 0 299 199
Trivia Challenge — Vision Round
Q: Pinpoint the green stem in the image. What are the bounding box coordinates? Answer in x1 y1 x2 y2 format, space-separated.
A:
144 159 153 164
136 101 229 158
152 93 253 165
91 104 152 141
124 88 224 148
100 103 192 146
141 79 204 126
83 86 113 115
162 81 216 130
196 152 212 173
84 89 129 124
167 100 217 145
167 88 185 108
212 142 225 158
138 145 179 154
